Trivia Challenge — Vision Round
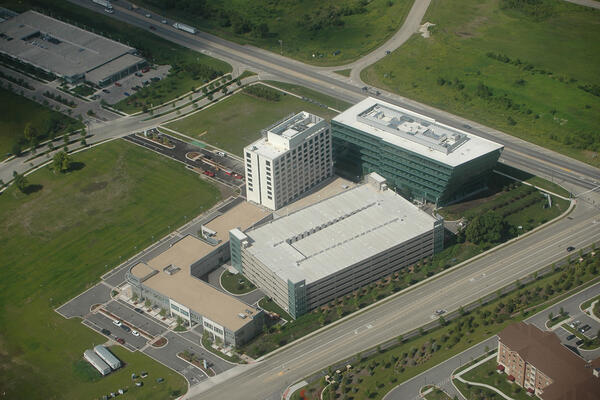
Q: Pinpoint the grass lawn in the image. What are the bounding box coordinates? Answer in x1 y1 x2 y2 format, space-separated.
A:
334 69 352 77
0 88 83 159
133 0 414 66
494 163 570 197
72 84 95 97
454 379 502 400
258 297 293 322
264 81 353 111
292 252 600 400
165 85 339 156
362 0 600 167
461 358 531 400
0 0 231 114
220 270 256 295
0 139 222 399
580 294 600 311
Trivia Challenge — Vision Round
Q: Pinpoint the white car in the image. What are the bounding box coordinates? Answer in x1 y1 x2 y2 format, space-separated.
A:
131 330 140 337
435 309 446 316
145 13 151 18
113 320 122 327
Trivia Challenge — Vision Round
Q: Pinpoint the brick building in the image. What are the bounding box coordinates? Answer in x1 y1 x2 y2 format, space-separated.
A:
497 322 600 400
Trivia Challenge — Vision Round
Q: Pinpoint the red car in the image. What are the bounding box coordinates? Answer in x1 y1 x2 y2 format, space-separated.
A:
233 173 243 179
114 82 121 87
116 337 125 344
141 67 150 73
203 170 215 177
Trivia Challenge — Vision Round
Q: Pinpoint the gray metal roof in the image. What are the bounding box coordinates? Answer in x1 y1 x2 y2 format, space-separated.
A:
84 349 111 375
0 10 135 77
85 53 145 84
94 345 121 370
243 177 439 284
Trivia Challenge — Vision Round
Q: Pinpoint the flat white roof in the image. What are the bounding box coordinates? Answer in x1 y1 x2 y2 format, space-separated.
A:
243 178 438 285
0 11 135 77
333 97 503 167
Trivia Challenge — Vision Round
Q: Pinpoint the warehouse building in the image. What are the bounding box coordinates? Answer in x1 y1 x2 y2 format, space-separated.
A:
230 173 444 318
332 98 504 206
0 10 146 85
126 201 271 346
245 111 333 210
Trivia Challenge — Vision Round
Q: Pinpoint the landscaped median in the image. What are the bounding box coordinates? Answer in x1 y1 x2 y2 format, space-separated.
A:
287 248 600 400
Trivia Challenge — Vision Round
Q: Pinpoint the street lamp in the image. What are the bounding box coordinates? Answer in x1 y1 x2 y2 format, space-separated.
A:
278 40 283 55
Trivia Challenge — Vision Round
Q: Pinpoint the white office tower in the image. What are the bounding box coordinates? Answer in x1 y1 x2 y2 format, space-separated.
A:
244 112 332 210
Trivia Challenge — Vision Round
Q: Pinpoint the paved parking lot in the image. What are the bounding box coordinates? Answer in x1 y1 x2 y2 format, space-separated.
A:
105 300 168 337
84 312 144 351
100 65 170 106
56 282 112 318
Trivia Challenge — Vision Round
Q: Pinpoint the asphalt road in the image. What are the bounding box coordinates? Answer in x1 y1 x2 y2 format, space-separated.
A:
385 281 600 400
188 201 600 399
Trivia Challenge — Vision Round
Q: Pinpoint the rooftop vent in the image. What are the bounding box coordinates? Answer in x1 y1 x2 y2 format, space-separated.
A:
238 313 247 319
163 265 181 275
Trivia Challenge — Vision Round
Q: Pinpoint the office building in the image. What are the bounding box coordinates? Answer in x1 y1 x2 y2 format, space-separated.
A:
332 97 504 205
0 10 146 85
497 322 600 399
230 173 444 318
244 111 333 210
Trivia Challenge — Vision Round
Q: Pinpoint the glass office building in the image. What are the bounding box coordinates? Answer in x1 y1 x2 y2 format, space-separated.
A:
332 98 504 206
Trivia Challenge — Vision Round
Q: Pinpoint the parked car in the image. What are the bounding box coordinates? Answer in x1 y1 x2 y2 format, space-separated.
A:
115 82 121 87
385 50 391 55
567 246 576 252
101 328 111 336
216 151 225 157
161 19 167 24
569 320 581 328
145 13 151 18
579 325 591 333
149 25 156 31
124 92 130 97
121 325 131 333
135 72 143 77
233 173 243 179
150 77 161 82
575 339 584 346
142 67 150 73
566 334 575 341
102 89 110 93
132 330 140 337
116 337 125 344
203 170 215 177
113 320 122 327
435 309 446 316
134 307 143 313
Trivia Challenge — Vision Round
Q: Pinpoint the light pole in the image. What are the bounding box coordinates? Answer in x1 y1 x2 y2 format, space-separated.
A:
278 40 283 55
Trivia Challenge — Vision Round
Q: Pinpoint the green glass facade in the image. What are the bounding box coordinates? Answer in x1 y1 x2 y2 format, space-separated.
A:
332 120 502 206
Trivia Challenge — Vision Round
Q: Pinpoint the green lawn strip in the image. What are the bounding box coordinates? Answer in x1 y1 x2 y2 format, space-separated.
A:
453 379 502 400
580 294 600 311
334 69 352 77
264 80 353 111
1 0 231 114
201 332 241 363
0 88 83 159
493 163 570 197
258 297 293 322
546 314 569 328
292 253 600 400
238 70 257 79
129 0 414 66
361 0 600 168
461 358 530 400
0 139 222 399
423 386 454 400
220 270 256 294
165 86 339 156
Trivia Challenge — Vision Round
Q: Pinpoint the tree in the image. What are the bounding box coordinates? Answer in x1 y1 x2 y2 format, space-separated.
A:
160 308 167 317
52 150 72 173
12 171 27 193
465 211 507 244
145 299 152 308
24 123 37 145
63 134 69 145
11 142 21 157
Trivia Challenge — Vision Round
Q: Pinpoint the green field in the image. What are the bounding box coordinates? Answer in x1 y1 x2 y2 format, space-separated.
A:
165 85 339 155
460 358 530 400
134 0 413 66
0 88 83 159
362 0 600 167
220 270 256 294
264 81 353 111
0 140 222 399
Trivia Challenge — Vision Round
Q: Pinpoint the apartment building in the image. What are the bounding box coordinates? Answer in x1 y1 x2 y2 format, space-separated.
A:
497 322 600 400
230 173 444 318
244 111 333 210
332 97 504 205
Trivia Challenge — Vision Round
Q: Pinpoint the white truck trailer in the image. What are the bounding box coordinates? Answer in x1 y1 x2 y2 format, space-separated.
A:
94 345 122 370
84 349 111 376
92 0 113 9
172 22 196 35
